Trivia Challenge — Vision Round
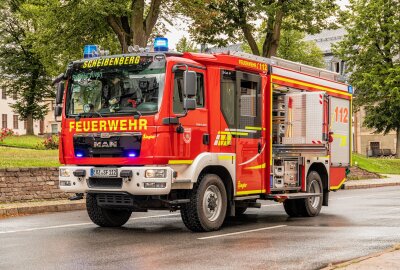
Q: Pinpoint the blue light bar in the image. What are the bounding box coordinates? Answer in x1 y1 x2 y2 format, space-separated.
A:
348 85 353 94
128 153 136 157
154 37 168 52
76 152 84 158
83 45 99 59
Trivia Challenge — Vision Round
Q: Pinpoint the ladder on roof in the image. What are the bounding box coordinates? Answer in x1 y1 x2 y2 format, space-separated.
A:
226 51 346 83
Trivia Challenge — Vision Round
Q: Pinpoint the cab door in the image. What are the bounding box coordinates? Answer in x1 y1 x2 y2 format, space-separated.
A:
170 68 208 161
235 71 265 195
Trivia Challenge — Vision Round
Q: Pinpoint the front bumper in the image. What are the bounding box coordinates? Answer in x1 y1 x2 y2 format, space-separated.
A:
59 166 173 195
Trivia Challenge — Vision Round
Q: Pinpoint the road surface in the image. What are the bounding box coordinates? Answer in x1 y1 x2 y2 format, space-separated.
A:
1 186 400 270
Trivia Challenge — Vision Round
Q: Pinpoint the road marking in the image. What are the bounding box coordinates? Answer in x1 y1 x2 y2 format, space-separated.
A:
0 213 180 235
197 225 287 240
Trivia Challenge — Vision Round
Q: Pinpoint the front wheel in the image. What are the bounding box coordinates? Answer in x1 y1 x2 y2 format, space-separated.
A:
181 174 228 232
86 193 132 227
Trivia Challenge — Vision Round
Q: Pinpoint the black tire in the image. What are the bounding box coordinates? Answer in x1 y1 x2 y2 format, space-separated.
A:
86 193 132 227
180 174 228 232
283 171 323 217
235 206 248 216
283 199 305 217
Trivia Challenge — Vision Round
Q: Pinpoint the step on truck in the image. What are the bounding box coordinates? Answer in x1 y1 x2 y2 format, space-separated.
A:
55 41 352 232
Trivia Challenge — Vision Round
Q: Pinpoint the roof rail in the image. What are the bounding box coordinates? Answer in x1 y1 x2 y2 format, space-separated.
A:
225 51 346 83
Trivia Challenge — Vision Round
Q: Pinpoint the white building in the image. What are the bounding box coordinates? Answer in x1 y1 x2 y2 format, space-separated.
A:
0 86 59 135
304 28 348 76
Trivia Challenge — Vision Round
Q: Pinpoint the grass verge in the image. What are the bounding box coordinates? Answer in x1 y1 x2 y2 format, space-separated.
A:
0 146 59 168
353 153 400 174
0 135 45 149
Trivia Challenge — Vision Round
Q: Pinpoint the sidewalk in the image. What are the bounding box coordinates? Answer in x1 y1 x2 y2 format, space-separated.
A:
344 174 400 189
0 199 85 218
324 244 400 269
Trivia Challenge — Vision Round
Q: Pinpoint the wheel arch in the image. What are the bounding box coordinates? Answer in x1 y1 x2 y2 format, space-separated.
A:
199 165 234 203
308 162 329 206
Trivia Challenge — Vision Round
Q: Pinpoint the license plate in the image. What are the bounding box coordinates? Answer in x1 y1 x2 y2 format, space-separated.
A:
90 168 118 178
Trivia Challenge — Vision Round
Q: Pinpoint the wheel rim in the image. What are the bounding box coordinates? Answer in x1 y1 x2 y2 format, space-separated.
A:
309 180 321 209
202 184 222 222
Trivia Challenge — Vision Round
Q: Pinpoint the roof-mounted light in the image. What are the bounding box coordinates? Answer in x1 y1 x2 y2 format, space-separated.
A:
154 37 168 52
83 45 99 59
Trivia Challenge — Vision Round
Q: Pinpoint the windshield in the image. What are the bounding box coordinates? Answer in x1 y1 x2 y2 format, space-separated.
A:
66 55 165 117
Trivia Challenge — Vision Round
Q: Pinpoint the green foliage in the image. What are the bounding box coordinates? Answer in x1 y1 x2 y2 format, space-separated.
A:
0 146 59 168
243 28 325 68
175 36 197 52
181 0 338 57
0 1 53 134
334 0 400 154
0 135 45 149
24 0 177 76
353 153 400 175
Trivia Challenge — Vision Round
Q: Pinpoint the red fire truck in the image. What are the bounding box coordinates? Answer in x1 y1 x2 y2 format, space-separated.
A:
55 44 352 232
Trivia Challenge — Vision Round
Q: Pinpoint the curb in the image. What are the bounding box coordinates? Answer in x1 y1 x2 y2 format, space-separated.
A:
323 244 400 269
0 202 86 218
343 182 400 190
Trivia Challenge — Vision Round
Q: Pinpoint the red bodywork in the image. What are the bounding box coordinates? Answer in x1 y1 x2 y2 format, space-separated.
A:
60 52 351 195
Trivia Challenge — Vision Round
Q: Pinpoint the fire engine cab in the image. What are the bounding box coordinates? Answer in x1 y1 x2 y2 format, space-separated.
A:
55 42 352 232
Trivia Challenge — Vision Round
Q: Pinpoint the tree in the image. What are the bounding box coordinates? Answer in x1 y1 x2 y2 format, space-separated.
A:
334 0 400 156
175 36 197 52
243 28 325 68
0 1 53 135
181 0 338 57
25 0 176 75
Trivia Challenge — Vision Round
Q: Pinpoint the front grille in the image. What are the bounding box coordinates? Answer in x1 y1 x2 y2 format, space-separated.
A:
88 178 123 189
96 194 134 207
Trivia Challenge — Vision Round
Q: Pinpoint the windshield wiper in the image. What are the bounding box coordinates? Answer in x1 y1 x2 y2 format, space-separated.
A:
75 111 103 121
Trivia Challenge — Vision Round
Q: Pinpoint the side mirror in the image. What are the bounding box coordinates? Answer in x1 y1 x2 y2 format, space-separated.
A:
54 105 62 118
56 82 65 104
183 71 197 97
184 98 196 110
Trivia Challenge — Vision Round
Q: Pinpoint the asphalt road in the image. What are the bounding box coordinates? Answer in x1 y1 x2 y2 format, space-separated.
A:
1 186 400 270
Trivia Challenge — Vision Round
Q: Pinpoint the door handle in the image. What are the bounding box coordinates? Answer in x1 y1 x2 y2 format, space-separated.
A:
258 142 262 153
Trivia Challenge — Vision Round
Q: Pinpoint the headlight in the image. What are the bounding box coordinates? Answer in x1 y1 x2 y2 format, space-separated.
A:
145 169 167 178
60 168 71 177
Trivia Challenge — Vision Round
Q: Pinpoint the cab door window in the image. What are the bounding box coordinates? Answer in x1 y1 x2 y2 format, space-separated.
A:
173 71 205 114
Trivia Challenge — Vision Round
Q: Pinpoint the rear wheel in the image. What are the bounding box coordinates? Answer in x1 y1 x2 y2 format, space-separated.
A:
284 171 323 217
86 193 132 227
181 174 227 232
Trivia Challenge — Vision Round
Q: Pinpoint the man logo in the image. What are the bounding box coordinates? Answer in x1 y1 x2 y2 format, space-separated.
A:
93 141 118 148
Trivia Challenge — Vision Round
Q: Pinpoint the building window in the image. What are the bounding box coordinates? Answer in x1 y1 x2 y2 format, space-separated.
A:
51 123 58 134
1 87 6 100
2 114 7 128
13 115 19 129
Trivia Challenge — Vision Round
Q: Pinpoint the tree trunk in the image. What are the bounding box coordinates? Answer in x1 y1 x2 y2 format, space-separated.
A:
396 127 400 158
26 114 34 135
262 8 284 57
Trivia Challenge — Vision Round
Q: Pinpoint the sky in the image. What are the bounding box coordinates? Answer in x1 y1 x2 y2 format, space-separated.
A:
166 0 350 50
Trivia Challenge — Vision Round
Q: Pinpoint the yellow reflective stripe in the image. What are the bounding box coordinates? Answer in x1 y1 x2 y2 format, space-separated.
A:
168 160 193 165
218 155 235 161
332 134 348 147
245 163 266 170
330 178 346 190
219 131 248 136
272 75 352 97
245 126 265 131
236 189 266 195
